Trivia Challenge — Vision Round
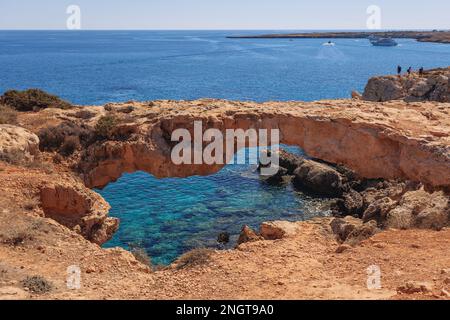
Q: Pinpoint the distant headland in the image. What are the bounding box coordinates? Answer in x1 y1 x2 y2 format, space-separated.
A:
227 30 450 44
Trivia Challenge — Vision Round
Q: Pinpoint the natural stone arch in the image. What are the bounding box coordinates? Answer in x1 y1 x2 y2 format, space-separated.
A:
2 98 449 246
76 102 450 190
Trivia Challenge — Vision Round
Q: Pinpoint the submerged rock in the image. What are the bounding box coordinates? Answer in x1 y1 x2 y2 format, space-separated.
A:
263 166 288 186
217 232 230 244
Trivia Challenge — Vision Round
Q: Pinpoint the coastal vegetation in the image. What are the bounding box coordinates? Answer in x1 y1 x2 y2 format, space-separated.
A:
38 122 91 155
0 89 72 112
94 115 119 140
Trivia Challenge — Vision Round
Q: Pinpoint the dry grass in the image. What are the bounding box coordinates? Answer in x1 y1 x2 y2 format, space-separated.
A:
129 243 152 267
22 197 40 211
0 199 49 247
175 248 214 270
0 149 25 165
1 230 33 246
0 150 51 172
21 276 52 294
0 104 18 125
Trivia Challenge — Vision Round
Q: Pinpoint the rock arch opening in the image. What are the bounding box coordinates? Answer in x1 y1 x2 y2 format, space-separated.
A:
96 145 331 265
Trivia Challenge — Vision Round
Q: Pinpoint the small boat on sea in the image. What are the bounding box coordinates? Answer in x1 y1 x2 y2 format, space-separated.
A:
322 41 335 46
368 36 398 47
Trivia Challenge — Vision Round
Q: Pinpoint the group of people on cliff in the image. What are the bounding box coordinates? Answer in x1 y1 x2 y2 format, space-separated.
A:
397 65 424 76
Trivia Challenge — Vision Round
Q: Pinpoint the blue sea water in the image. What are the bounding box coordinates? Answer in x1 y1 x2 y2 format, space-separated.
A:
1 30 450 104
1 31 449 264
98 146 333 264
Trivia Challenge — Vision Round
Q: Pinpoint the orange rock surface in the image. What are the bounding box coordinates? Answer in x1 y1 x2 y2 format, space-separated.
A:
0 97 449 300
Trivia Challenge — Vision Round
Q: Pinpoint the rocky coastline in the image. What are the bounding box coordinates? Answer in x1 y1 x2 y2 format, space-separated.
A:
0 69 449 300
362 67 450 103
252 149 449 243
228 30 450 44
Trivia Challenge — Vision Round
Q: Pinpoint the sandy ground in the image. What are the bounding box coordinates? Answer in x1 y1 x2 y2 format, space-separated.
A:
1 205 449 300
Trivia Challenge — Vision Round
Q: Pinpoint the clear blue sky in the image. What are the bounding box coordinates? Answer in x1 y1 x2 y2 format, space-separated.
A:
1 0 449 30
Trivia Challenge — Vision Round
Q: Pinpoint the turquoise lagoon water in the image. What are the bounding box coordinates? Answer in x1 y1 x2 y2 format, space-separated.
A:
97 146 332 264
1 31 449 264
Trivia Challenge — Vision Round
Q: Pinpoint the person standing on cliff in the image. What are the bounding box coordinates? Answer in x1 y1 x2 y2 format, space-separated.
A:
407 66 412 75
397 65 402 75
419 67 424 76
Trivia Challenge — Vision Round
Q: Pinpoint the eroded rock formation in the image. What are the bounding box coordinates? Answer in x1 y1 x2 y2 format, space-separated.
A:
0 125 39 161
363 67 450 102
40 181 118 245
1 93 449 249
0 125 118 245
12 98 448 191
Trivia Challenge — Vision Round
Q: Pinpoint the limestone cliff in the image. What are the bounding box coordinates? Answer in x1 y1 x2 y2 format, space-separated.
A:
1 95 449 248
25 99 450 190
363 67 450 103
0 125 118 245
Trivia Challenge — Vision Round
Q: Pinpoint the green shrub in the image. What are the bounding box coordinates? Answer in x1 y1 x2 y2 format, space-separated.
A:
1 89 71 112
95 115 118 139
38 122 93 153
38 128 65 152
0 104 18 124
60 136 81 156
74 110 96 119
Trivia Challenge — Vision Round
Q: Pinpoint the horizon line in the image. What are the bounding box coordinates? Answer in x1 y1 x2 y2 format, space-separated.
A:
1 28 449 32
